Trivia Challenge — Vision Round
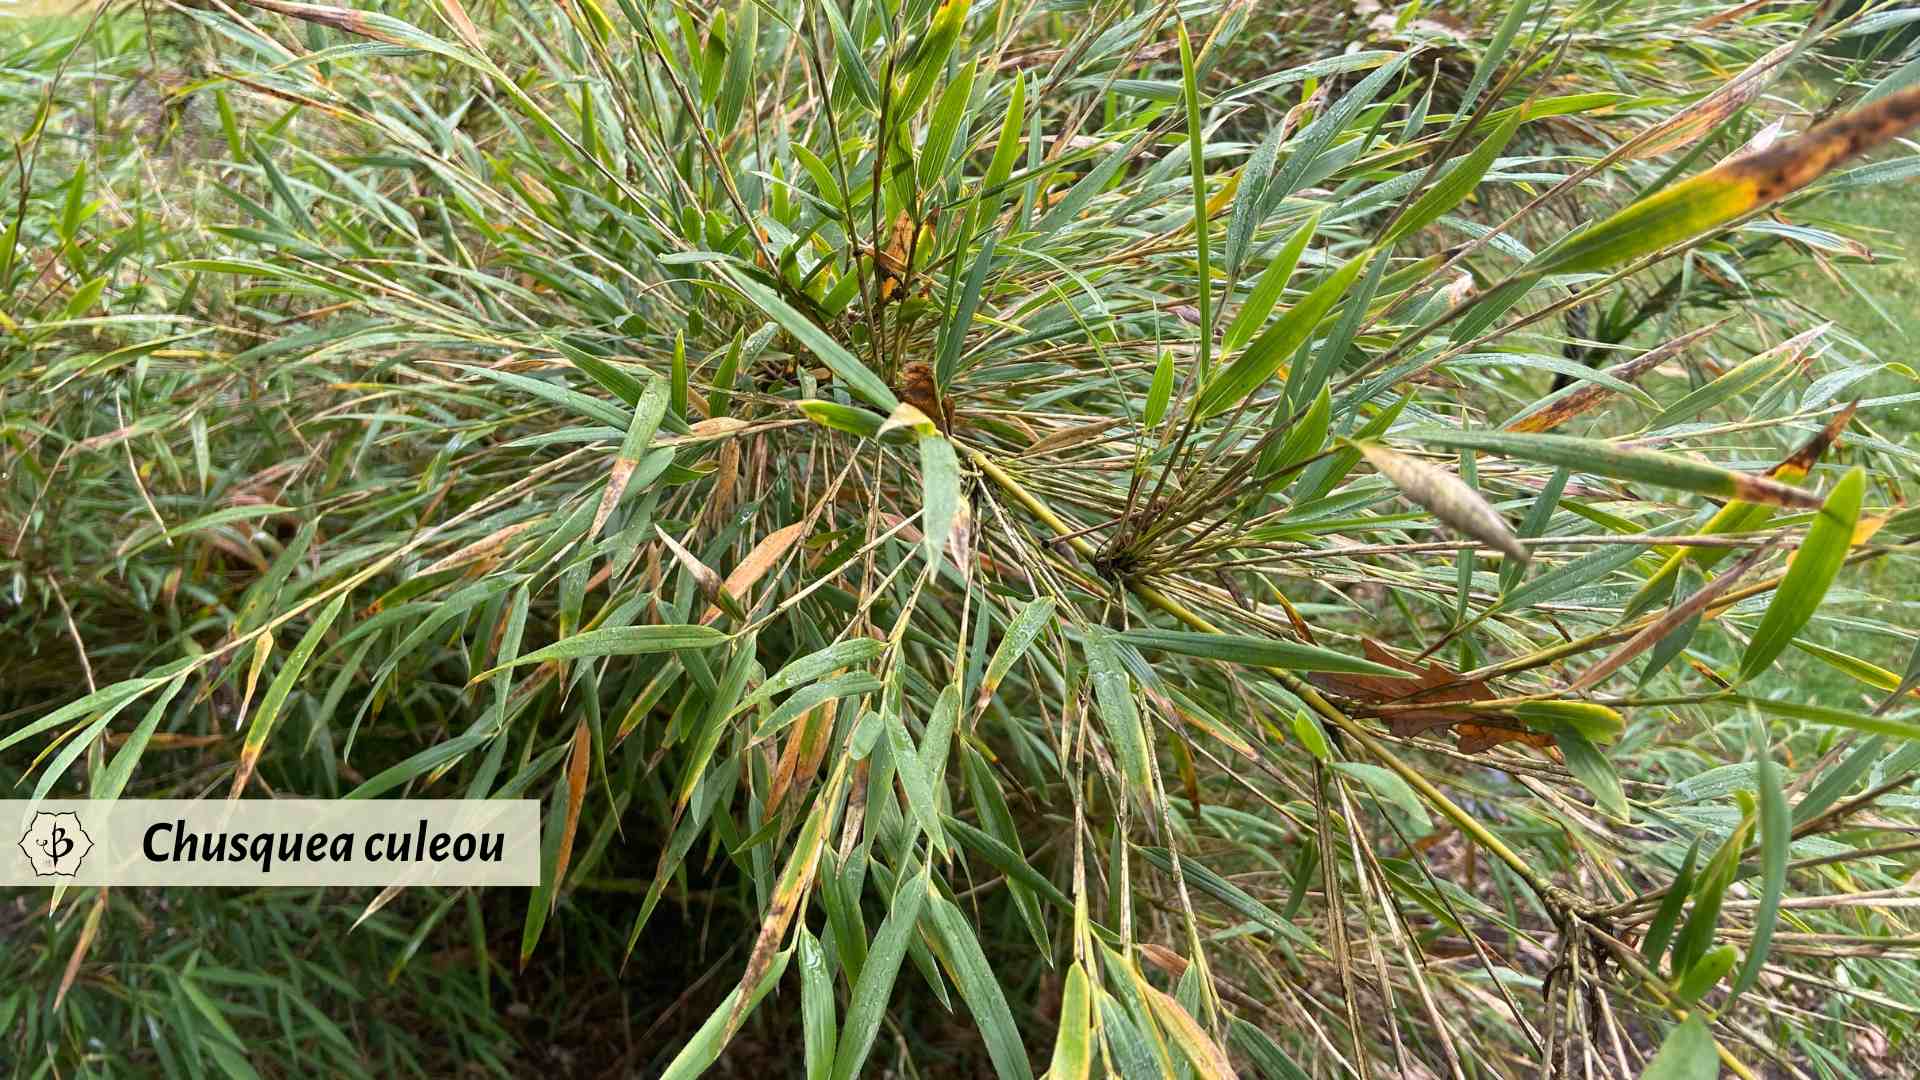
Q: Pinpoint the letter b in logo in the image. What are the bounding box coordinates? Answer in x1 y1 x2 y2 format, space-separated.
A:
20 812 93 876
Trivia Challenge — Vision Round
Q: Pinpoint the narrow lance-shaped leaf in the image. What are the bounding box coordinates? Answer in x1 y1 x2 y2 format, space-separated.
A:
1114 627 1404 676
591 376 669 539
1409 429 1822 509
474 624 728 677
659 950 795 1080
1048 962 1093 1080
1195 248 1375 419
549 717 591 911
1530 85 1920 277
1641 838 1700 967
1223 209 1320 352
1739 466 1865 681
1382 105 1527 247
718 264 897 411
924 893 1036 1080
799 931 836 1080
1646 325 1824 431
919 433 961 565
1627 403 1856 617
1358 442 1528 563
1084 631 1152 804
1728 710 1788 1001
1876 637 1920 716
831 863 930 1080
977 598 1055 713
230 592 348 797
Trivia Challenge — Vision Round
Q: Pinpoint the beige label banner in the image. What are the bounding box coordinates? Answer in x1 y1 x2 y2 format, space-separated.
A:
3 800 540 886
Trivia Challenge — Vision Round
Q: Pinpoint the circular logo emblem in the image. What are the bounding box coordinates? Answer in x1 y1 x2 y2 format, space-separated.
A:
19 811 93 877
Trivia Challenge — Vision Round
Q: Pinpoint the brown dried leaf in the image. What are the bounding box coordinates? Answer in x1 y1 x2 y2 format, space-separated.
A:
895 360 952 434
1308 639 1498 739
701 522 808 624
550 718 590 912
1454 724 1554 755
1770 401 1857 484
1507 320 1727 433
55 887 108 1011
1725 85 1920 205
1568 543 1775 694
1626 43 1788 160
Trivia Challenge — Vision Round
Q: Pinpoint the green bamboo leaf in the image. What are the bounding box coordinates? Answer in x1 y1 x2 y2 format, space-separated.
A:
751 672 882 743
831 863 930 1080
1229 1018 1311 1080
659 949 793 1080
818 0 878 109
946 817 1072 913
1177 20 1213 378
976 597 1055 711
919 433 961 564
969 70 1025 237
924 894 1035 1080
1100 991 1170 1080
894 0 967 119
1641 838 1700 968
1136 846 1310 944
717 265 896 411
1084 631 1151 803
1544 723 1628 820
1383 106 1526 247
0 674 172 755
740 637 887 713
1144 350 1175 428
1223 109 1289 288
1195 248 1375 419
1726 695 1920 742
1222 210 1320 353
1048 962 1093 1080
1793 640 1909 694
1408 429 1822 509
796 399 888 439
1458 0 1533 115
95 674 191 804
1728 711 1787 1001
1332 762 1433 833
715 0 755 132
1507 701 1625 744
1876 637 1920 715
1646 326 1823 431
1114 627 1405 676
937 228 997 385
798 931 836 1080
1793 736 1886 826
885 706 946 855
1739 466 1865 681
1674 943 1737 1005
1640 1016 1717 1080
476 625 728 677
120 504 293 560
1670 804 1751 976
232 593 349 796
919 59 977 190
